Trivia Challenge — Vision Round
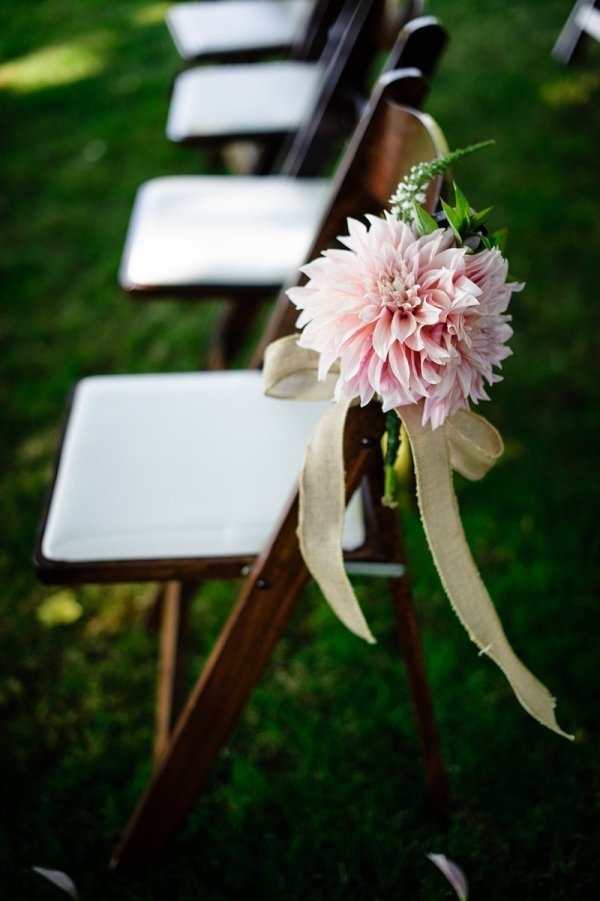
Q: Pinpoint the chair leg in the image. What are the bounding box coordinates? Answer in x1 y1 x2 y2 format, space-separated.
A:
251 134 288 175
388 563 449 815
208 297 264 369
111 506 311 869
153 581 194 766
111 406 383 870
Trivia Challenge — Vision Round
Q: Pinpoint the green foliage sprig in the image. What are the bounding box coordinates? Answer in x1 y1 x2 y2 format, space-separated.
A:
389 139 507 253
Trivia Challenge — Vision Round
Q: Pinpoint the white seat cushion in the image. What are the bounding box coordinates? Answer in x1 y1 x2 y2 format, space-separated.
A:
166 1 311 60
166 60 324 141
42 371 365 562
119 175 330 290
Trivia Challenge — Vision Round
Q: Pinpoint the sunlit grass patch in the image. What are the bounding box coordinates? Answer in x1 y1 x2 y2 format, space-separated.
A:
0 36 111 93
129 2 170 28
541 70 600 105
37 590 84 627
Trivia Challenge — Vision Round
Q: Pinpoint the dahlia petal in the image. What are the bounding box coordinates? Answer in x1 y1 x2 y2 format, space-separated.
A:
372 310 395 359
338 330 371 380
391 310 417 342
387 341 411 386
421 358 442 385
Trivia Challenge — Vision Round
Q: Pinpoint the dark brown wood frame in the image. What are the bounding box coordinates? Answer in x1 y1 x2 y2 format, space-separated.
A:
35 71 451 867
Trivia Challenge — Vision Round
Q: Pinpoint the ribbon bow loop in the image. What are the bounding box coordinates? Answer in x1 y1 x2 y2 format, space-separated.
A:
445 409 504 481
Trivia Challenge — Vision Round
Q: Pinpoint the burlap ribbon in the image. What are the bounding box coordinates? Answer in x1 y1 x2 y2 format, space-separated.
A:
264 335 571 738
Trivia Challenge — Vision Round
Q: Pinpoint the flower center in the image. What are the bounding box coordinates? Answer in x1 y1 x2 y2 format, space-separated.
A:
377 266 420 313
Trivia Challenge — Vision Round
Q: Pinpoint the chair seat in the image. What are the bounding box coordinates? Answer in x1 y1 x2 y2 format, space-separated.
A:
119 175 331 292
166 60 325 143
166 1 312 61
41 370 365 563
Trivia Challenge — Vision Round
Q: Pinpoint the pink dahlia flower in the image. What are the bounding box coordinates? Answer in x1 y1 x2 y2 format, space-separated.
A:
288 213 523 429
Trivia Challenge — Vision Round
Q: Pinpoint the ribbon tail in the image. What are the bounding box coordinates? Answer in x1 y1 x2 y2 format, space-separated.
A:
298 400 376 644
399 404 572 740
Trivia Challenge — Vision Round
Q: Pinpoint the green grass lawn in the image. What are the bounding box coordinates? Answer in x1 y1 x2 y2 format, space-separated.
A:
1 1 599 897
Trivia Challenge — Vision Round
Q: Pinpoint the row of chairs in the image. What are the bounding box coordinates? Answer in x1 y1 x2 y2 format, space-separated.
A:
35 2 452 868
164 0 425 152
121 2 446 368
165 0 423 65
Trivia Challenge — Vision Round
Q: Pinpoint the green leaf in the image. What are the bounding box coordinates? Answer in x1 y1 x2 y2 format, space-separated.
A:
389 140 496 221
490 226 508 252
471 206 494 227
413 203 439 235
452 182 472 221
440 199 465 240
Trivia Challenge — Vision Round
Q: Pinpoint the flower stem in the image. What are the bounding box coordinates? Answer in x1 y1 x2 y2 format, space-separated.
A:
382 410 401 508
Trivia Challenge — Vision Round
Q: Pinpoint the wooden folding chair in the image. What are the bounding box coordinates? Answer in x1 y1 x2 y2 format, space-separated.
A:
164 0 383 152
119 15 447 367
35 70 449 868
166 0 317 64
552 0 600 63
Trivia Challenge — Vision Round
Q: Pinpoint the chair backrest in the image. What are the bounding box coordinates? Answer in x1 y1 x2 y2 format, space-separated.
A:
290 0 347 61
381 15 448 80
285 0 426 64
379 0 425 46
281 13 447 178
253 67 448 362
252 0 385 174
315 72 446 237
